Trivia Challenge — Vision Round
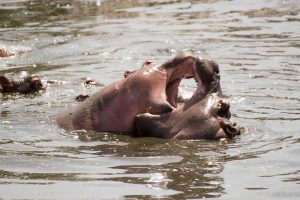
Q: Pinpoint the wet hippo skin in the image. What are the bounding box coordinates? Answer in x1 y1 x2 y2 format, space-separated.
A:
56 53 201 133
135 58 241 140
135 93 240 140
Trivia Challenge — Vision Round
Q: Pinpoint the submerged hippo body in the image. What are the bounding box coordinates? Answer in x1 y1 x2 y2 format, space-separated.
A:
57 53 200 133
135 93 240 140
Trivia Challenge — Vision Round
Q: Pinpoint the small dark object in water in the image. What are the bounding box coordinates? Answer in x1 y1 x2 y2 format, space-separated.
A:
0 48 14 57
75 94 90 102
82 78 102 87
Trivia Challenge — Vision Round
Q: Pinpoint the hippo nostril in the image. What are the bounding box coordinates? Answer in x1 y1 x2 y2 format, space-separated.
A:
218 117 241 138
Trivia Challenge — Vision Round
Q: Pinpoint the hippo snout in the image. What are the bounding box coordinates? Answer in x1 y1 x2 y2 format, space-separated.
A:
218 117 241 138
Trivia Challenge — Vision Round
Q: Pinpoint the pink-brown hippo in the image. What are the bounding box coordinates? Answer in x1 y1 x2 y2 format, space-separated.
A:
56 53 201 133
135 93 240 140
134 56 241 140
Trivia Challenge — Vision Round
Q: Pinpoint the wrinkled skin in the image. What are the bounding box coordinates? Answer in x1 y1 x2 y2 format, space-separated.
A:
57 53 200 133
135 93 241 140
0 71 45 95
135 59 241 140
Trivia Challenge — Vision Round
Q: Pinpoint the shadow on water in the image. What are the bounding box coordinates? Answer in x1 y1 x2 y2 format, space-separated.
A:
0 0 300 199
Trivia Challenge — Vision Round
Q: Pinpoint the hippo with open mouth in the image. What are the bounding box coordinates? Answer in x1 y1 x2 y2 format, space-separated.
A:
135 59 241 140
56 53 200 133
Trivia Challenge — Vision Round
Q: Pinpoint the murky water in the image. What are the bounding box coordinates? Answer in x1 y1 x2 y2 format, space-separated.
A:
0 0 299 199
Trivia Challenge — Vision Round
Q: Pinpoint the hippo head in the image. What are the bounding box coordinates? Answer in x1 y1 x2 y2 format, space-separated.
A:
134 57 241 140
14 71 44 93
0 71 45 94
135 92 241 140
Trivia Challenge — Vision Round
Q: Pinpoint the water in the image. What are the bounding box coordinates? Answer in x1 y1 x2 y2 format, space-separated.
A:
0 0 299 199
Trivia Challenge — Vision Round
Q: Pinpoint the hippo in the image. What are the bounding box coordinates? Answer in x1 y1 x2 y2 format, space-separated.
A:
134 56 241 140
135 93 240 140
0 71 45 95
56 53 201 133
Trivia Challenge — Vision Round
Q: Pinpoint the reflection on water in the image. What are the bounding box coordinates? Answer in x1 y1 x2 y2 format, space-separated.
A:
0 0 299 199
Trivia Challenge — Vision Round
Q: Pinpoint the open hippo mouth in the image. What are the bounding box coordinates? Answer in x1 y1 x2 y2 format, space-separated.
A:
165 75 196 108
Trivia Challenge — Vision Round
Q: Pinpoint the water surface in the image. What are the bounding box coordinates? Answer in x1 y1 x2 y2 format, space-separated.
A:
0 0 299 199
